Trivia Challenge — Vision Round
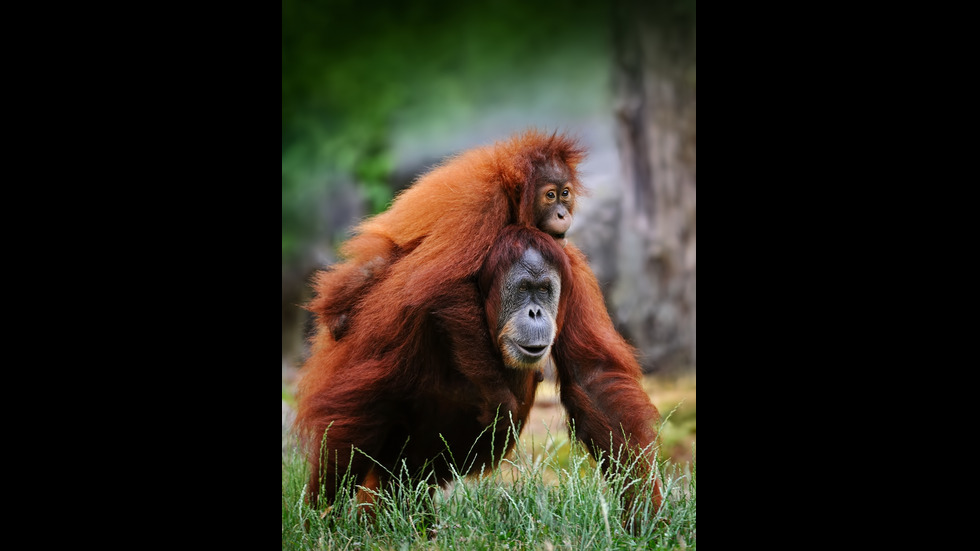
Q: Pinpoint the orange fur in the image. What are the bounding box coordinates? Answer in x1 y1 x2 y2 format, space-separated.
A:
308 130 585 341
295 130 662 522
554 244 663 516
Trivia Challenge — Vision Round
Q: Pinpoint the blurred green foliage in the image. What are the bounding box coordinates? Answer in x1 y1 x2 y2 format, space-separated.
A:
281 0 612 262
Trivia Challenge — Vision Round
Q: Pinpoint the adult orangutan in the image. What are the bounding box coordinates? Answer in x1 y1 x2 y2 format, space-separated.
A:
295 223 663 522
297 132 660 520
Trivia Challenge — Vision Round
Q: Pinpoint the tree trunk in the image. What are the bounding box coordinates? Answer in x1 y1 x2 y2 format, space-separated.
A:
610 0 696 374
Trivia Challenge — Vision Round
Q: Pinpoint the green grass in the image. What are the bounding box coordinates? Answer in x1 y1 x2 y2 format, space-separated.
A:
282 422 696 550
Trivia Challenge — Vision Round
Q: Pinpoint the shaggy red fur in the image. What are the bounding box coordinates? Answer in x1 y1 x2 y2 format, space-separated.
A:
295 130 662 519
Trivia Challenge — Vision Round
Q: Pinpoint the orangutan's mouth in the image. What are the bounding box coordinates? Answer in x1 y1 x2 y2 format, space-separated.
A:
517 343 548 357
